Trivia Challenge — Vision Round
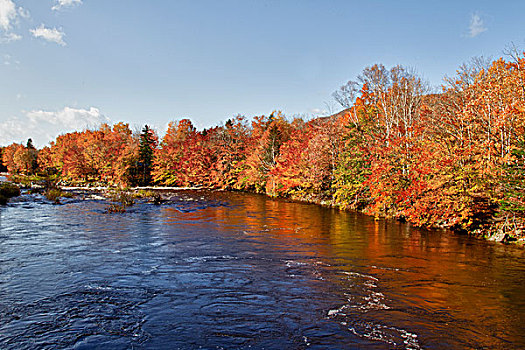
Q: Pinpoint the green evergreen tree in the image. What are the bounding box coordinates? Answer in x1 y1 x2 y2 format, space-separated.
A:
25 138 39 174
26 138 35 149
138 125 156 186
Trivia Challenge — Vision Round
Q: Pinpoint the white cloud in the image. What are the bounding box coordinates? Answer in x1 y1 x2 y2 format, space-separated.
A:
3 53 19 65
30 24 66 46
2 53 20 70
0 107 110 147
0 31 20 42
0 0 16 31
18 7 29 19
0 1 29 44
52 0 82 11
3 53 11 64
468 13 487 38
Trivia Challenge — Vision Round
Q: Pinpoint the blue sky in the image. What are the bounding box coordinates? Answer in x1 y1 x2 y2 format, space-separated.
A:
1 0 525 147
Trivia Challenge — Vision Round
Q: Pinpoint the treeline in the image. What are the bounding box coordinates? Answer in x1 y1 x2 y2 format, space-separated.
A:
2 53 525 239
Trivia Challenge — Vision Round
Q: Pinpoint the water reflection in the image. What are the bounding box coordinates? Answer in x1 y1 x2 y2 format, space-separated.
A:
161 191 525 349
0 190 524 349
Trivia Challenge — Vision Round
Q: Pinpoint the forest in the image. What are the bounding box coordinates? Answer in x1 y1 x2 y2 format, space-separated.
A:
2 53 525 242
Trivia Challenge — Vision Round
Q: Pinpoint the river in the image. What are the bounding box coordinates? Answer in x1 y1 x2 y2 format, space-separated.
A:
0 190 524 349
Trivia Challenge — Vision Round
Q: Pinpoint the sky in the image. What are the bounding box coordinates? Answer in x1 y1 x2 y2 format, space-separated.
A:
1 0 525 148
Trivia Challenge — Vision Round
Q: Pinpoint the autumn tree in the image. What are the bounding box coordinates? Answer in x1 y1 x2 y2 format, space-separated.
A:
37 146 57 176
333 94 375 210
332 64 429 217
2 143 23 174
269 117 310 196
153 119 198 186
208 116 250 189
242 112 292 194
0 147 8 172
43 123 138 186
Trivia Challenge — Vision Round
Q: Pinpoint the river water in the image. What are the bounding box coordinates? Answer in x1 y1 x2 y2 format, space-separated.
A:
0 190 524 349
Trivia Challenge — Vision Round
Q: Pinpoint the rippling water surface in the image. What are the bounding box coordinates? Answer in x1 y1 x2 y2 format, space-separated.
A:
0 190 524 349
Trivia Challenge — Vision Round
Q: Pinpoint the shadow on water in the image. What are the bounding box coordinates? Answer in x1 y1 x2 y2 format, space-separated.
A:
0 190 524 349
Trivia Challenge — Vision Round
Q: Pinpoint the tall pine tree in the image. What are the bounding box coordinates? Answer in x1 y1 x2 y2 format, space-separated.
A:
138 125 156 186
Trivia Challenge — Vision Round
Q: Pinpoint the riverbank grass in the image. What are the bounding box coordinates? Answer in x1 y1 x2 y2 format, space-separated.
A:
106 190 135 213
44 188 73 204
